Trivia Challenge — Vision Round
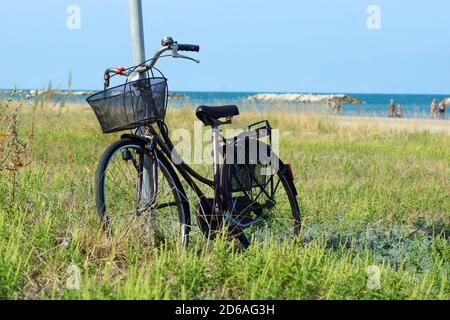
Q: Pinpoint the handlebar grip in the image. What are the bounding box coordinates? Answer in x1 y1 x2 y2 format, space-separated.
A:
104 72 110 90
177 44 200 52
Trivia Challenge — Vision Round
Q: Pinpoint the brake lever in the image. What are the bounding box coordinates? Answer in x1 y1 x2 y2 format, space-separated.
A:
175 53 200 64
170 44 199 63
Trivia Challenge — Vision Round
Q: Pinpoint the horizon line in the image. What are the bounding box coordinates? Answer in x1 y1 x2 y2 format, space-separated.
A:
1 88 450 97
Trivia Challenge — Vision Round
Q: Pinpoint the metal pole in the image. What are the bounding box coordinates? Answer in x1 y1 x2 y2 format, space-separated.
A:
129 0 146 65
129 0 153 210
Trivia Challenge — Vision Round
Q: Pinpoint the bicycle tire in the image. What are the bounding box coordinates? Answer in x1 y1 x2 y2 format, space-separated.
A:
95 138 191 247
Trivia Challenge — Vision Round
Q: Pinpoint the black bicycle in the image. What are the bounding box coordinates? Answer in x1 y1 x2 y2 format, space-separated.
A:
87 37 301 248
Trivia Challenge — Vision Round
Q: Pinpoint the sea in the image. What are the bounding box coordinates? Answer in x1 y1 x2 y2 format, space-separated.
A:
1 90 449 120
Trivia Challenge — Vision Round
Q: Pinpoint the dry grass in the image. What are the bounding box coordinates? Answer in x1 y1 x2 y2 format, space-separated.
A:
0 101 448 300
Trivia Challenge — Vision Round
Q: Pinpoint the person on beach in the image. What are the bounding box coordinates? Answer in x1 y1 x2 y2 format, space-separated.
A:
332 101 342 113
396 104 403 118
331 101 337 112
439 100 446 120
388 99 396 117
431 99 437 119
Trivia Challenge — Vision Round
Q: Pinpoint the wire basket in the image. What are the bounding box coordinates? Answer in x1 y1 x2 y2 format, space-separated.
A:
87 76 168 133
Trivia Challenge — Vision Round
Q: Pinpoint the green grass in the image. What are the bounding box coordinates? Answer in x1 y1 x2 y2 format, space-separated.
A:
0 102 448 300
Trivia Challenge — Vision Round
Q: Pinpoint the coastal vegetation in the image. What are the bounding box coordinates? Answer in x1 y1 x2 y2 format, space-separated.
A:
0 100 448 299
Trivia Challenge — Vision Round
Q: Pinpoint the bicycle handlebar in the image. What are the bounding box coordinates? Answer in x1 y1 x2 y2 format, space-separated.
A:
103 37 200 89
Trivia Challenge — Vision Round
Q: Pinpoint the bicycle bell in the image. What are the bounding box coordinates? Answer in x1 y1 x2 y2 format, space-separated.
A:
161 36 174 47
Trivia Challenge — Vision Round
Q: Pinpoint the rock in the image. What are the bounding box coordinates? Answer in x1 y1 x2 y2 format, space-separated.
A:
245 93 363 104
72 91 91 96
335 96 364 104
168 93 189 100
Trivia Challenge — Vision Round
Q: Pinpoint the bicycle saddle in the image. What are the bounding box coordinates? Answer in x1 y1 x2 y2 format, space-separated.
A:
196 105 239 126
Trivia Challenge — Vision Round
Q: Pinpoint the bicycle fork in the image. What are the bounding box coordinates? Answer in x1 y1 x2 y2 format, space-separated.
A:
136 137 158 214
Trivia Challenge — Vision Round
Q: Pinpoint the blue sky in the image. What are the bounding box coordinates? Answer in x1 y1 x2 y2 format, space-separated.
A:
1 0 449 94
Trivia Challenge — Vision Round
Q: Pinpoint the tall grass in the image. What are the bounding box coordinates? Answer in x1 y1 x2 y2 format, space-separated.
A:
0 102 448 300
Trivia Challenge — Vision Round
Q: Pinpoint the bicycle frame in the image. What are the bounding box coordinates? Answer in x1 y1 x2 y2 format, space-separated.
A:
123 120 226 218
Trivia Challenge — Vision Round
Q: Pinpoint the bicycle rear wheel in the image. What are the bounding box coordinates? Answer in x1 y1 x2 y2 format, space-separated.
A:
95 138 190 247
221 158 301 247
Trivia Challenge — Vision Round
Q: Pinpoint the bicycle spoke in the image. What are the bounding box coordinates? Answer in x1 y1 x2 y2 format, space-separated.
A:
99 143 186 245
226 166 300 245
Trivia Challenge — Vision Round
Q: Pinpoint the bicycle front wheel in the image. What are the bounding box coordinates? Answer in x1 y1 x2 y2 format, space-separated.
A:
95 138 190 247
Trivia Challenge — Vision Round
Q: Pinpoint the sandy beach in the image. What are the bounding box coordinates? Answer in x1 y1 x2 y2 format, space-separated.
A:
329 115 450 134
